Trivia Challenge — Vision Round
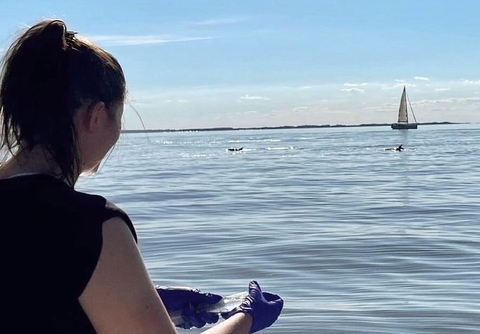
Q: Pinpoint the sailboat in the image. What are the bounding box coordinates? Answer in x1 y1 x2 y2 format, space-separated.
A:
391 86 418 129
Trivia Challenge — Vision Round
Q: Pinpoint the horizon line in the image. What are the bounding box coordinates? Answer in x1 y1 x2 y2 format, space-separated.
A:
122 121 462 133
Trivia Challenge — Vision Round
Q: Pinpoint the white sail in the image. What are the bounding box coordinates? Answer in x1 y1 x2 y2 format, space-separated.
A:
391 86 418 129
397 87 408 123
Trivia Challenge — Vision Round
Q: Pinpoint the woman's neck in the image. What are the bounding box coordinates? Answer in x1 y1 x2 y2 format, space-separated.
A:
0 146 66 181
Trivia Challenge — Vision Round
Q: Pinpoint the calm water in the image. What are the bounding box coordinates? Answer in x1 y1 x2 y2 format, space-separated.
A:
77 124 480 334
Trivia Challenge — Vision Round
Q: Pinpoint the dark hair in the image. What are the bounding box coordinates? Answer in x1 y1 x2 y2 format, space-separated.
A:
0 19 126 185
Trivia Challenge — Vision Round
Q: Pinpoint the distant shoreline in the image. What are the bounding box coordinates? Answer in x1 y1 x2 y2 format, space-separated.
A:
122 121 461 133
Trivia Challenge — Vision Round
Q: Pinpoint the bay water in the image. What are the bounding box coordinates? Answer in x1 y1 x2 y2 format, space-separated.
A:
76 123 480 333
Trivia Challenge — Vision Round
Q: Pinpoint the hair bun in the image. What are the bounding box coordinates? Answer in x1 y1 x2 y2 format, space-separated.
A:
40 20 69 50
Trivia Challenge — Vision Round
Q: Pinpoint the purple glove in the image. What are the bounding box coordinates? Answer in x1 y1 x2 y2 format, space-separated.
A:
156 286 222 329
221 281 283 333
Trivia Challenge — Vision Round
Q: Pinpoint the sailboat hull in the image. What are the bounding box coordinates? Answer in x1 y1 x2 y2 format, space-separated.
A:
391 123 418 129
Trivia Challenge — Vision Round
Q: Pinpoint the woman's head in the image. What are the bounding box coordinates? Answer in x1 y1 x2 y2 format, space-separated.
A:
0 19 126 184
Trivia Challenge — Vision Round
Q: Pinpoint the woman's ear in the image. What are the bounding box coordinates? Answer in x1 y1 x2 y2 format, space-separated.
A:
78 101 107 134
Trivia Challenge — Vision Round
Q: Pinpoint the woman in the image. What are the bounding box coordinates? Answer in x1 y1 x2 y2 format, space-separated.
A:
0 19 283 333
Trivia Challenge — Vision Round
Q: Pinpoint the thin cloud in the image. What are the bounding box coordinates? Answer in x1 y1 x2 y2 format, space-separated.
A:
343 83 368 87
164 99 189 104
238 94 270 101
293 106 309 112
414 76 429 81
392 81 416 88
89 34 214 46
417 96 480 104
461 80 480 85
191 17 252 26
341 88 364 93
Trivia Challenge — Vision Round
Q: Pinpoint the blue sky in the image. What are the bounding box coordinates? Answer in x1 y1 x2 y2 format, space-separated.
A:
1 0 479 130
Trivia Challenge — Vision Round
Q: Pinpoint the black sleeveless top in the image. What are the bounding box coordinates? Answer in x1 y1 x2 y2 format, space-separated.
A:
0 174 137 333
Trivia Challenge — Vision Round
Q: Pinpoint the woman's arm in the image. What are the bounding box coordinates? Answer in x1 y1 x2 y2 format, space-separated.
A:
79 217 177 334
79 217 281 334
201 313 252 334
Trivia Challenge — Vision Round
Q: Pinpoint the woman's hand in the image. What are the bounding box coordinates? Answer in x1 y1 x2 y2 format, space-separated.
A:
156 286 222 329
221 281 283 333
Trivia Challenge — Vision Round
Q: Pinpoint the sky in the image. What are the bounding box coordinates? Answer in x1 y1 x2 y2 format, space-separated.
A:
1 0 480 130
